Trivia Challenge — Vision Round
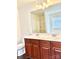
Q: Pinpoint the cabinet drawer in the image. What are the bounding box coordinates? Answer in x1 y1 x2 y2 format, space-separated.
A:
31 39 39 45
24 39 31 44
51 41 61 48
40 40 50 48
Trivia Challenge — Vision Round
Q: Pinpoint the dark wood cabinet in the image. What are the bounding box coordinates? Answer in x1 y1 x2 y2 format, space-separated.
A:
51 41 61 59
40 40 51 59
24 38 61 59
55 48 61 59
24 39 32 57
31 40 40 59
50 47 55 59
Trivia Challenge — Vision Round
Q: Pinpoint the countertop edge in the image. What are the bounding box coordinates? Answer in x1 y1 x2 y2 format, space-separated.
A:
24 37 61 42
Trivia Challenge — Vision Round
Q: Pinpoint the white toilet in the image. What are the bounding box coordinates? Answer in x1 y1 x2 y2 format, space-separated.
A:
17 43 25 56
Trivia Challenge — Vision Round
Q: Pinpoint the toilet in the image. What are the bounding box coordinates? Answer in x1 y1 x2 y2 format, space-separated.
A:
17 43 25 56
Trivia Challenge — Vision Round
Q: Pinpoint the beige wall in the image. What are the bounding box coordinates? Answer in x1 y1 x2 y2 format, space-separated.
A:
17 2 41 44
17 6 33 44
17 11 22 44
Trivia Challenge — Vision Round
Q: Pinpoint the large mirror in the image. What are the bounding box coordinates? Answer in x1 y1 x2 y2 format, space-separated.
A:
31 3 61 34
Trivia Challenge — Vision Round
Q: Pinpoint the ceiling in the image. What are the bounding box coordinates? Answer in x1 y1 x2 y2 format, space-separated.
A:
17 0 35 4
17 0 60 9
17 0 45 6
17 0 36 8
17 0 51 8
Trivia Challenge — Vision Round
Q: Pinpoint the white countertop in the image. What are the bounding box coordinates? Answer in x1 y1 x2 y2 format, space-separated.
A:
24 33 61 42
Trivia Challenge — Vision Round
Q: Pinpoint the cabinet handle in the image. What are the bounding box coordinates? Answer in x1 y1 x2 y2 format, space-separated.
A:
42 47 49 49
55 48 61 52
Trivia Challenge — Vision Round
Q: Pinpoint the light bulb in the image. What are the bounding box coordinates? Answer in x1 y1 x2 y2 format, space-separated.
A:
47 0 51 3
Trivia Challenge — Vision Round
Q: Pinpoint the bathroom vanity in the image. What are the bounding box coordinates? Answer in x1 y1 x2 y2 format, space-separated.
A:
24 34 61 59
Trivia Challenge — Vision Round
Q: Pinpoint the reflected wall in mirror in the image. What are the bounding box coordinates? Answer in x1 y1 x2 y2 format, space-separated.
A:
31 9 46 33
50 12 61 34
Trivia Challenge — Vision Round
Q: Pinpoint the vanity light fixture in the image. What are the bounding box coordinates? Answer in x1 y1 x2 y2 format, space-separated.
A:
35 0 52 10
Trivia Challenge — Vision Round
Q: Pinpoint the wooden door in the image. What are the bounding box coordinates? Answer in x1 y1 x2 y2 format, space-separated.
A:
31 39 40 59
40 40 51 59
24 39 32 57
50 47 55 59
51 41 61 59
55 48 61 59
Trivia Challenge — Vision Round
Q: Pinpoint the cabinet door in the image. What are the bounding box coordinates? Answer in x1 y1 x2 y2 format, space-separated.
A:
55 48 61 59
24 39 32 57
51 47 55 59
31 40 40 59
51 41 61 59
40 40 51 59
